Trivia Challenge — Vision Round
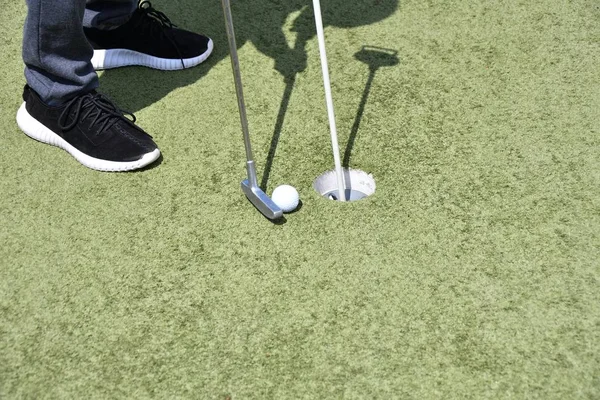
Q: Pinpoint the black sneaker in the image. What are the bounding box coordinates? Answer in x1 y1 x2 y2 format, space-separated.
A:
84 0 213 71
16 85 161 172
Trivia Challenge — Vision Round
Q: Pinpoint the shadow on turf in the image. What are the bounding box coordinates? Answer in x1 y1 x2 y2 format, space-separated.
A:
343 46 400 168
261 46 400 189
98 0 399 185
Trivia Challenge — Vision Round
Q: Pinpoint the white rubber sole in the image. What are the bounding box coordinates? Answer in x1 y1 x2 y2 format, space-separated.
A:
16 103 161 172
91 38 214 70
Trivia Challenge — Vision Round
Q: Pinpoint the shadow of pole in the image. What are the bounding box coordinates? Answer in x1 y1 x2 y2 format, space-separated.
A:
343 66 376 168
343 46 399 168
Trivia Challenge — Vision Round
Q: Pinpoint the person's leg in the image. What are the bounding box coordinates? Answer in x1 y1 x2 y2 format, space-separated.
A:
22 0 97 105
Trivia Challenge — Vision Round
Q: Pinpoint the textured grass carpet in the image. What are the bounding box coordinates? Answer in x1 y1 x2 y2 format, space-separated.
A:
1 0 599 398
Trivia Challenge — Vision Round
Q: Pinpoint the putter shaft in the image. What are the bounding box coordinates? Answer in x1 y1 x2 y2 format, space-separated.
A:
221 0 283 220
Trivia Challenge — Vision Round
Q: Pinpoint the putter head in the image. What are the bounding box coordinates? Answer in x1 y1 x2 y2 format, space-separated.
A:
241 180 283 220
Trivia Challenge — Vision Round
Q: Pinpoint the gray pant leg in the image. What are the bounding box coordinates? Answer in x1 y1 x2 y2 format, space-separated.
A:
23 0 97 106
83 0 137 29
22 0 137 105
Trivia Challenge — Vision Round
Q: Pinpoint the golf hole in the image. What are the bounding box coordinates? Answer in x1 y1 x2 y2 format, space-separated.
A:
314 169 376 202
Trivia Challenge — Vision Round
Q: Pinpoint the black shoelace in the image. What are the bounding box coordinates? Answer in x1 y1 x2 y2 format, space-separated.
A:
58 92 138 134
136 0 186 69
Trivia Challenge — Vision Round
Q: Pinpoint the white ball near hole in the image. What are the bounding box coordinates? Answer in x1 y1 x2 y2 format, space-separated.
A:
272 185 300 213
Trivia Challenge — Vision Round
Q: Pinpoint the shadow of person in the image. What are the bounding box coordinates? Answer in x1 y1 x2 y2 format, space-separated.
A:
243 0 400 190
98 0 398 113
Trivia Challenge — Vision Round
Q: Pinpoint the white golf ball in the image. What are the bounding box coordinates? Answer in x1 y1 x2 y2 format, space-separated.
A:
272 185 300 213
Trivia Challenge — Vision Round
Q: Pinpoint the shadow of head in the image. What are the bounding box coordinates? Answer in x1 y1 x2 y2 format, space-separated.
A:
311 0 399 28
98 0 399 112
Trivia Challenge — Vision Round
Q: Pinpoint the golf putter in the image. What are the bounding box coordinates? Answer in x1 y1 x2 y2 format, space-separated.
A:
220 0 283 220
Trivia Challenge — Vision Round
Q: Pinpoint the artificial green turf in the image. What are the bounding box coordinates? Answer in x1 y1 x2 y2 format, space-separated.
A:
1 0 599 398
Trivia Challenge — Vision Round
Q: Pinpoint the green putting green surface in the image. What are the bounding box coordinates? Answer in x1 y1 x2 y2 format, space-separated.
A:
1 1 599 398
